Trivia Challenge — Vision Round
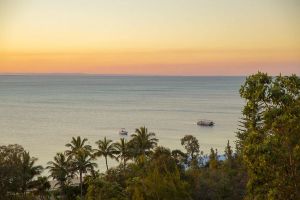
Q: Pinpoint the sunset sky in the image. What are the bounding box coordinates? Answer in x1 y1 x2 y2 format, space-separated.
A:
0 0 299 75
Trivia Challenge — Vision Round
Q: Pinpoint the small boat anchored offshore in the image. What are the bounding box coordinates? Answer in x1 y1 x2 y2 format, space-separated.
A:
119 128 128 136
197 120 214 127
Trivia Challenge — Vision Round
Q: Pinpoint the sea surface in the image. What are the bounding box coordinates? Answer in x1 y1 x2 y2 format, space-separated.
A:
0 75 245 171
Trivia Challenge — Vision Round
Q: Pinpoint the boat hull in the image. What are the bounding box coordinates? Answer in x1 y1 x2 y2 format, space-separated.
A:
197 120 214 126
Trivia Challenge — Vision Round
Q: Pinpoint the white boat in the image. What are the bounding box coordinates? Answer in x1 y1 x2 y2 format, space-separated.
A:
197 120 214 126
119 128 128 135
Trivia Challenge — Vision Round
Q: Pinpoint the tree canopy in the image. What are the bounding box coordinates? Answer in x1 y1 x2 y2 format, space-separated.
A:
237 72 300 199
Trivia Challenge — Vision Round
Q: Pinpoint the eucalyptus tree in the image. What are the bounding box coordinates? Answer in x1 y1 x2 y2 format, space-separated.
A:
47 153 73 200
181 135 200 167
237 73 300 199
95 137 116 171
129 126 158 158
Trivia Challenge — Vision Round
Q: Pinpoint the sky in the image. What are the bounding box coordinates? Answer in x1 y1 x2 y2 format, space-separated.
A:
0 0 299 75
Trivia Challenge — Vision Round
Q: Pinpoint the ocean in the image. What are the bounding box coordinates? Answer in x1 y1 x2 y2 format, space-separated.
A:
0 75 245 171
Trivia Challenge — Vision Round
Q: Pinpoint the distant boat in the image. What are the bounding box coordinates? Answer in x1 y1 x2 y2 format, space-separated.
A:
119 128 128 135
197 120 214 127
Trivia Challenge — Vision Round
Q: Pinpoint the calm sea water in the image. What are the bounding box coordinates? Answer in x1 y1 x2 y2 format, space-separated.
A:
0 75 245 170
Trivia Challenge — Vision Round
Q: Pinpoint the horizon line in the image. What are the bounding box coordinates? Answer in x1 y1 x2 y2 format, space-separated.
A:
1 72 299 77
0 72 252 77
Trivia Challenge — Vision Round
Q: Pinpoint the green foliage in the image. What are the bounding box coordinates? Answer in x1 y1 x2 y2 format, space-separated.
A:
19 151 44 197
0 144 44 200
237 72 300 199
95 137 116 171
224 140 233 161
114 138 130 172
181 135 200 159
65 136 92 155
171 149 188 170
52 185 80 200
127 147 191 200
186 142 246 200
128 166 191 200
65 136 96 200
86 176 127 200
129 126 159 158
208 148 219 170
0 128 246 200
47 152 73 200
181 135 201 168
32 176 51 200
0 144 24 196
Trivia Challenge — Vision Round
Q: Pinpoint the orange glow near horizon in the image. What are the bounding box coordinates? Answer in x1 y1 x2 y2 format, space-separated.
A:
0 0 299 75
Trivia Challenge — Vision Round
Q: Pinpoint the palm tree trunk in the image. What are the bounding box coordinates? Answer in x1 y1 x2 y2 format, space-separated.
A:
61 182 65 200
123 158 126 172
123 158 127 176
23 187 26 200
80 170 83 200
105 156 109 171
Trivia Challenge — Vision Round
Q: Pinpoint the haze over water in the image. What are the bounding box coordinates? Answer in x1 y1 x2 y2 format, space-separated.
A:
0 75 244 170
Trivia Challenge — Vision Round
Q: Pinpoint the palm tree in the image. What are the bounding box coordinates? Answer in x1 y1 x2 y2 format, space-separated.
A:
114 138 130 171
130 126 158 157
19 151 43 199
95 137 116 171
47 153 72 200
65 136 95 200
72 150 97 200
33 176 51 200
65 136 92 155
